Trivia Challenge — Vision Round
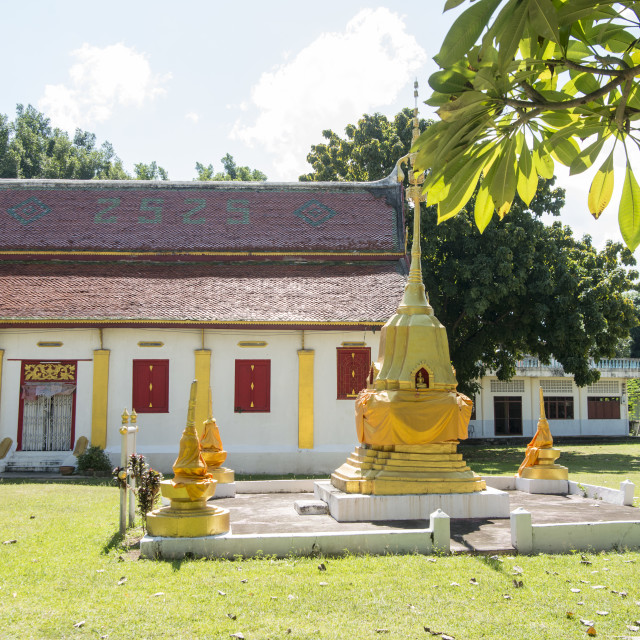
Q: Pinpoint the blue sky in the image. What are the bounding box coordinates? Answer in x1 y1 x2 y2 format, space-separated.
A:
0 0 626 249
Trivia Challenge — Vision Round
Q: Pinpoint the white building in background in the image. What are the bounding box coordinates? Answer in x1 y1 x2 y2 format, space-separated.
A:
469 357 639 439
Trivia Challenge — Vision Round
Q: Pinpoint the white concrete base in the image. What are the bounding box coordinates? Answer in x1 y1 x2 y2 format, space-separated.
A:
140 510 451 560
315 480 510 521
515 476 568 495
208 482 236 499
235 479 319 493
511 508 640 554
294 499 329 515
568 479 636 506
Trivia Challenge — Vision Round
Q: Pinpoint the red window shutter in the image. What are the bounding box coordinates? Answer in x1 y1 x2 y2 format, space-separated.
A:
132 360 169 413
337 348 371 399
235 360 270 412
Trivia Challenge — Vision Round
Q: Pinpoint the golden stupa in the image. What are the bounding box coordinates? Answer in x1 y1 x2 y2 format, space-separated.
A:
517 388 568 480
331 88 485 496
200 387 234 484
146 380 230 537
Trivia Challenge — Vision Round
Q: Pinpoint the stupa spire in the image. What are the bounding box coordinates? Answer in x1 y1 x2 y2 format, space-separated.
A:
397 80 432 315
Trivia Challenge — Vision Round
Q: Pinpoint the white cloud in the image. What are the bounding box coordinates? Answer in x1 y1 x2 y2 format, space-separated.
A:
39 43 171 132
185 111 200 123
231 8 426 180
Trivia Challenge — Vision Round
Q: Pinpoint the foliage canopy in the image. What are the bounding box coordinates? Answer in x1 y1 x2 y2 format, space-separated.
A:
302 109 638 392
415 0 640 250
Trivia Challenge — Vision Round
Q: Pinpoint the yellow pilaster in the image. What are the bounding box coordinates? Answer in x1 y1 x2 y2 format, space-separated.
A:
194 349 211 437
298 349 315 449
91 349 110 448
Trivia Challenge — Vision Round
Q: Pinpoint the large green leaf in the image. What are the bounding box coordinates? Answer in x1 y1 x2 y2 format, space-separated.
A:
444 0 467 10
496 2 529 68
588 150 614 219
516 144 538 206
528 0 560 43
429 69 473 94
558 0 616 26
569 136 607 175
571 72 600 96
619 161 640 251
549 136 581 167
434 0 503 68
474 182 495 233
533 145 555 179
489 136 517 217
437 91 488 121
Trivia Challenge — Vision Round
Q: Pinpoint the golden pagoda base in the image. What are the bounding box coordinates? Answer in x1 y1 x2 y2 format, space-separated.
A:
147 480 230 538
331 442 486 495
520 448 568 481
207 467 235 483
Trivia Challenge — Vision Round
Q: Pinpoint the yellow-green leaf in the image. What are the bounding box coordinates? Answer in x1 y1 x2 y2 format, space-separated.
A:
569 137 607 175
550 136 580 167
437 155 487 223
489 137 517 216
533 147 554 179
517 144 537 206
474 183 494 233
619 161 640 251
588 151 614 219
528 0 560 43
426 173 451 206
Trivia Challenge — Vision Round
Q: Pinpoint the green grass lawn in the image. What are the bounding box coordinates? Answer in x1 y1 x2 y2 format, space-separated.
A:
1 442 640 639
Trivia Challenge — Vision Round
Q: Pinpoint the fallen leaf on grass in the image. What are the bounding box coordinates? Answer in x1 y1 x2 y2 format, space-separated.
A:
375 630 389 634
587 626 597 636
318 563 326 571
513 580 524 588
512 566 523 575
627 625 640 632
227 614 237 620
287 594 296 600
152 592 164 598
426 558 437 563
469 578 479 585
450 582 460 587
271 596 277 600
581 580 591 584
571 588 581 593
229 634 244 639
3 540 17 545
29 515 35 519
218 590 226 596
566 612 575 619
96 570 105 573
503 595 512 600
73 621 85 628
442 635 455 640
577 601 585 605
117 577 127 586
596 611 609 616
580 619 595 627
592 585 606 590
240 579 248 584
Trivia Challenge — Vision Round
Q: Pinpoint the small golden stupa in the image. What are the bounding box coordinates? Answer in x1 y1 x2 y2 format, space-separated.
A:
517 388 568 480
146 380 230 538
331 87 485 496
200 387 234 484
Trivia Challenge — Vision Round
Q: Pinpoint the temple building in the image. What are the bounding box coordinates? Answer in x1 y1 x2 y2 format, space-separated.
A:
0 176 636 474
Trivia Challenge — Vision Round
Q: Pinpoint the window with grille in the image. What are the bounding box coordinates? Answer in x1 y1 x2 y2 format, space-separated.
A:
235 359 270 412
132 360 169 413
540 379 573 394
494 396 523 435
587 380 620 394
337 347 371 399
587 396 621 419
490 380 525 393
544 396 574 420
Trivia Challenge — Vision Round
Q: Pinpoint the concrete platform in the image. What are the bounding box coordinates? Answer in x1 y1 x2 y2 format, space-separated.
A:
315 480 510 521
144 489 640 556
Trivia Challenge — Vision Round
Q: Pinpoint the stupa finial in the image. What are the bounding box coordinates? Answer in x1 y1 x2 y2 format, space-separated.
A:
398 81 432 315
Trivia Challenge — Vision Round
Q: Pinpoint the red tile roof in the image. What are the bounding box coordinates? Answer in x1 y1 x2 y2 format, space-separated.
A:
0 178 403 254
0 260 406 326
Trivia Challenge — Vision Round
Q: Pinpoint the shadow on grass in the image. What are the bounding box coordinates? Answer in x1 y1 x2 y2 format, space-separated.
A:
103 530 125 554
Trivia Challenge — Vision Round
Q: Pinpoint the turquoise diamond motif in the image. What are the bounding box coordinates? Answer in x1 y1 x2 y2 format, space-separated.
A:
294 200 338 227
8 196 51 225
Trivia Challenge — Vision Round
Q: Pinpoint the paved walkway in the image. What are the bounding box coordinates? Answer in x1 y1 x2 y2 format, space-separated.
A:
212 490 640 554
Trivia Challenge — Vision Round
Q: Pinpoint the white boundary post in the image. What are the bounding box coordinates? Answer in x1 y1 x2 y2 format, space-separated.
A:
128 410 138 527
119 409 130 535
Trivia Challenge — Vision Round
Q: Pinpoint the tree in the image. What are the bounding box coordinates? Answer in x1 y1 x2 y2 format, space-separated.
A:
134 160 169 181
414 1 640 250
195 153 266 181
302 110 639 393
300 109 430 182
0 104 128 179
